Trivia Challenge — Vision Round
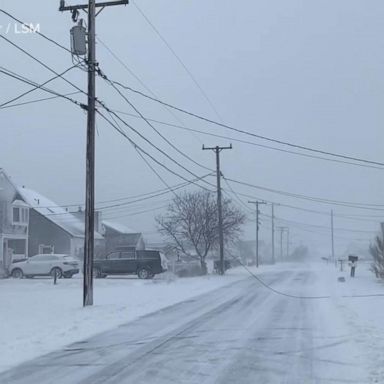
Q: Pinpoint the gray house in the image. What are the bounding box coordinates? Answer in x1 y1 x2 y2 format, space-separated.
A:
0 169 30 275
18 187 105 260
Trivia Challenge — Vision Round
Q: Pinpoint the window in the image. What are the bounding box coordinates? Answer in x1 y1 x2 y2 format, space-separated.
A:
120 251 135 259
30 255 47 262
39 245 54 254
107 252 119 260
12 206 29 225
13 207 20 223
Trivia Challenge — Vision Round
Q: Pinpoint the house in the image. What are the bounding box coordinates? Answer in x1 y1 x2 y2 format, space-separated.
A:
102 220 145 255
69 211 145 257
0 170 30 275
18 188 105 260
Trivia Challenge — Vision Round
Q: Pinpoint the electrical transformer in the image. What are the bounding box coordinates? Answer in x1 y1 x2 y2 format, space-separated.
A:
70 24 87 56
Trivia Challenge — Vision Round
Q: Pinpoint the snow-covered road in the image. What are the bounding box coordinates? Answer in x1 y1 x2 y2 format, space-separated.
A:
1 263 381 384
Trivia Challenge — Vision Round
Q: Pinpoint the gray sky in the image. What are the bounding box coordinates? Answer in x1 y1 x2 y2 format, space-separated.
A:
0 0 383 257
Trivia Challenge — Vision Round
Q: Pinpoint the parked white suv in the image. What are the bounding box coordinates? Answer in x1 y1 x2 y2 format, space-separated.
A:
10 254 80 279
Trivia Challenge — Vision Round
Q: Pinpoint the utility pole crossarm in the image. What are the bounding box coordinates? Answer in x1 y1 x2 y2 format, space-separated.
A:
202 144 232 151
59 0 128 11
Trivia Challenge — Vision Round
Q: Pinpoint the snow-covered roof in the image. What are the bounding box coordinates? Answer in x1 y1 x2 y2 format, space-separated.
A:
12 199 30 208
102 220 137 235
18 187 103 239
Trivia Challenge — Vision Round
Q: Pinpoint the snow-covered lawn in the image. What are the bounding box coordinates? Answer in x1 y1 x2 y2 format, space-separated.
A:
319 262 384 383
0 269 251 372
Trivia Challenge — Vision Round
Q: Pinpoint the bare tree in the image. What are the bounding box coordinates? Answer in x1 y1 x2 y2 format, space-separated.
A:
156 190 246 274
370 234 384 278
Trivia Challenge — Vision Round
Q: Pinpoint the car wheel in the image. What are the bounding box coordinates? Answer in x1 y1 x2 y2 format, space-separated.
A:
63 274 73 279
50 267 63 279
11 268 24 279
137 268 151 279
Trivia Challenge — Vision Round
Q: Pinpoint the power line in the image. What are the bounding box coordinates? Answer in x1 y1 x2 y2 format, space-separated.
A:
115 82 384 168
97 99 216 191
0 66 77 109
42 176 211 217
225 177 384 211
98 68 212 172
96 35 204 145
0 33 86 96
132 1 223 122
0 67 86 110
0 91 82 110
222 177 253 214
112 111 383 171
221 184 384 223
230 254 384 299
103 108 203 199
264 214 376 235
31 177 209 211
97 109 214 192
0 9 72 54
102 203 168 221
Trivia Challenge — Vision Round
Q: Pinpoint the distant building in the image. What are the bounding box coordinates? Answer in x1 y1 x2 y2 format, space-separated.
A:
102 220 145 255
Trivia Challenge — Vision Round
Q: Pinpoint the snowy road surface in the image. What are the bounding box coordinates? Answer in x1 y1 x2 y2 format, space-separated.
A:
0 264 378 384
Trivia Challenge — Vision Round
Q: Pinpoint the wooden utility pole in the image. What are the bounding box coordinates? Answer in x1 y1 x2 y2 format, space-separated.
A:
203 144 232 275
331 210 335 263
60 0 128 306
248 201 266 267
286 228 290 259
278 226 288 260
271 203 275 264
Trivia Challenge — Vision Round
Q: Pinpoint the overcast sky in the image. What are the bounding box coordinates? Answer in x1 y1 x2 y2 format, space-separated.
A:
0 0 383 257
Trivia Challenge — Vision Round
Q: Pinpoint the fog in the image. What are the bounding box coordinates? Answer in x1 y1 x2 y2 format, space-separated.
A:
0 0 383 258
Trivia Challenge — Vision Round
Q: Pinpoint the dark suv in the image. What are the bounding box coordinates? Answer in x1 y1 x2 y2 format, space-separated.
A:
93 249 165 279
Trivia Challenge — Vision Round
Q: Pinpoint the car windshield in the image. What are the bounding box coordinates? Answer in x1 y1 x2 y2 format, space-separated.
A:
1 2 383 383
